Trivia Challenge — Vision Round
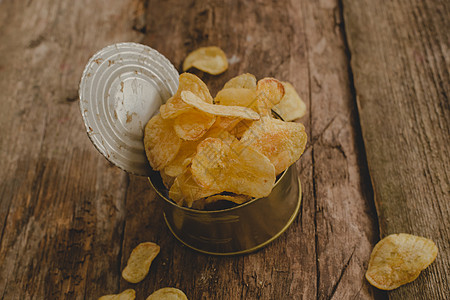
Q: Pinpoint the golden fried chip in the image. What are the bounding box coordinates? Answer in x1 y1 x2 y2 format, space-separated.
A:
191 138 275 198
366 233 438 290
230 119 254 139
160 73 213 119
223 73 257 90
182 46 228 75
122 242 160 284
173 110 216 141
146 287 188 300
241 117 307 174
210 116 241 131
169 168 221 207
181 91 260 120
164 141 199 178
255 78 285 116
99 289 136 300
160 169 176 189
214 88 258 108
144 114 182 170
273 82 307 121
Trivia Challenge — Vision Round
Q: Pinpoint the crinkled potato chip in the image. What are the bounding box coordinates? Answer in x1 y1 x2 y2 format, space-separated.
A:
230 119 254 139
181 91 260 120
122 242 160 284
169 168 221 207
214 88 258 108
366 233 438 290
241 117 307 175
191 138 276 198
164 141 199 178
144 114 182 170
146 287 188 300
182 46 228 75
223 73 257 90
173 110 216 141
99 289 136 300
160 73 213 119
160 168 176 189
273 82 307 121
255 78 285 116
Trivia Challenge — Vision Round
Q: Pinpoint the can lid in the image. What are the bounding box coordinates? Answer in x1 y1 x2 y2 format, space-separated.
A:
79 43 179 176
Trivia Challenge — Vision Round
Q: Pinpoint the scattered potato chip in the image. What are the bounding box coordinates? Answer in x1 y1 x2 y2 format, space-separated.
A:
255 78 285 116
366 233 438 290
223 73 257 90
144 114 182 170
182 46 228 75
241 117 307 174
191 138 276 198
169 168 221 207
173 110 216 141
98 289 136 300
146 287 188 300
214 88 258 108
122 242 160 284
164 141 199 178
160 73 213 119
181 91 260 120
273 82 307 121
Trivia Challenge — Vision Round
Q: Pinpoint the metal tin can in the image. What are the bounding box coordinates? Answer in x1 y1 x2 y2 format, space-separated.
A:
149 165 301 255
80 43 302 255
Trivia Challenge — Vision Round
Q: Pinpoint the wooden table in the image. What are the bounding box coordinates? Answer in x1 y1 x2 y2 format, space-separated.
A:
0 0 448 299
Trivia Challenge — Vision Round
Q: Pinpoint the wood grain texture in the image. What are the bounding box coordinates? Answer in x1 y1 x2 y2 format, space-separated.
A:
0 0 380 299
343 0 449 299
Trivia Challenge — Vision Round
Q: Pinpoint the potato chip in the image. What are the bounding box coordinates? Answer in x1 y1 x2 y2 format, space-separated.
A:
223 73 257 90
164 141 199 177
230 119 254 139
191 138 276 198
160 73 213 119
173 110 216 141
146 287 188 300
273 82 307 121
366 233 438 290
255 78 285 116
169 168 222 207
209 116 241 131
160 169 176 189
214 88 258 108
122 242 160 284
241 117 307 174
98 289 136 300
182 46 228 75
181 91 260 120
144 114 182 170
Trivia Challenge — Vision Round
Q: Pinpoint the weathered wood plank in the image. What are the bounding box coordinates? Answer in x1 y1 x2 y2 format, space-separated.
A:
0 0 142 298
343 0 450 299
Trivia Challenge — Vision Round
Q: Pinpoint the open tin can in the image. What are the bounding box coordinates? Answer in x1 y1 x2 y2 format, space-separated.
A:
79 43 302 255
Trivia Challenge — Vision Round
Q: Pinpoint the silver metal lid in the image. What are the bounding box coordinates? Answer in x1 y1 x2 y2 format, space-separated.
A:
79 43 179 176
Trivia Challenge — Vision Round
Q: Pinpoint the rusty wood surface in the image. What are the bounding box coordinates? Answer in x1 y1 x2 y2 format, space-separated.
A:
0 0 398 299
343 0 449 299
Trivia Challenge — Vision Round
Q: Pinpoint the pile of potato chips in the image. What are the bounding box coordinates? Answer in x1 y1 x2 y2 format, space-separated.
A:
144 72 307 209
